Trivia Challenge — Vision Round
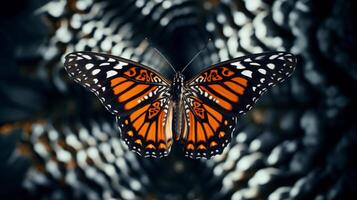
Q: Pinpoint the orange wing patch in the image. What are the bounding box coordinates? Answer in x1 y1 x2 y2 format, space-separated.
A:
193 76 248 111
208 84 239 102
110 75 161 111
113 81 135 94
123 86 158 110
182 97 232 159
107 65 170 113
184 67 246 158
121 98 173 158
205 69 223 81
189 66 249 112
123 67 137 77
148 102 161 119
224 81 245 95
231 77 248 86
119 84 150 102
108 66 172 158
111 77 126 86
199 86 232 110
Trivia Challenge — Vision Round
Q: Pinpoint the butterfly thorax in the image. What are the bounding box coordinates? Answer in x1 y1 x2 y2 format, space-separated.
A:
171 72 185 103
171 72 185 140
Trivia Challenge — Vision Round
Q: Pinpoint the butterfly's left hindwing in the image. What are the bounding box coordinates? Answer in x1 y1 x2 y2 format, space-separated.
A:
182 52 297 159
64 52 173 157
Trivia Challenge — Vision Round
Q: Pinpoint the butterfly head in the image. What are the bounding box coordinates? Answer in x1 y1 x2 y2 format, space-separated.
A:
171 72 185 102
174 72 185 83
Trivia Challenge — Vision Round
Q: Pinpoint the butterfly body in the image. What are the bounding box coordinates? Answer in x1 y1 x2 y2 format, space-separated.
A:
171 72 185 103
170 72 185 140
64 51 297 159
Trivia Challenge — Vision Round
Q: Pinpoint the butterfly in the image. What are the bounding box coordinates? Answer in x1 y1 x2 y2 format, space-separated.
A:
64 51 297 159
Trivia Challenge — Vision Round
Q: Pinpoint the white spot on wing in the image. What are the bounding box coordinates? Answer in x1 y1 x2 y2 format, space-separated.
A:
267 63 275 69
114 61 128 69
269 54 279 60
258 68 267 75
95 55 105 60
83 55 92 59
250 62 260 66
241 70 252 78
92 69 100 75
231 61 246 69
244 58 252 62
99 62 110 66
106 70 118 78
85 63 94 70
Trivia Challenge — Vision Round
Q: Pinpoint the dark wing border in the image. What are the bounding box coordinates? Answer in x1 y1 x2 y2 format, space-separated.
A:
65 51 172 85
186 51 297 84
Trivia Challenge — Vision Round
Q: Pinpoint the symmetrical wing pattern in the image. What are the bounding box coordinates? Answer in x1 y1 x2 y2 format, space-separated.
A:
183 52 297 158
64 51 297 159
64 52 173 157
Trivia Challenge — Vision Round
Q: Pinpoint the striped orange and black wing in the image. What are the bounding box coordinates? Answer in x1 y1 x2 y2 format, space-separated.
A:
181 95 237 159
182 52 297 158
118 97 174 157
64 51 173 157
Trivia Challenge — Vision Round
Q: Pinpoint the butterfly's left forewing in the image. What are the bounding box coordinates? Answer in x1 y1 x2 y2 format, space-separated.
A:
64 52 173 157
182 52 297 159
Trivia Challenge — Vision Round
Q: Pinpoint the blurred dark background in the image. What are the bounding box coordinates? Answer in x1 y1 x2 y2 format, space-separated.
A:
0 0 356 199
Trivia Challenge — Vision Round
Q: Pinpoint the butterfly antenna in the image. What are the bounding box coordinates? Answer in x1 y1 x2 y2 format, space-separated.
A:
153 48 177 73
181 38 211 73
